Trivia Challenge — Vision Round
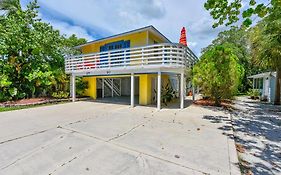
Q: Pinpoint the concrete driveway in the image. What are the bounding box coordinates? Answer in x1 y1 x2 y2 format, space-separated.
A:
0 101 240 175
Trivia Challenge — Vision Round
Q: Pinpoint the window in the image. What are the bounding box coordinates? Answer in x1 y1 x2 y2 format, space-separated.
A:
100 40 130 52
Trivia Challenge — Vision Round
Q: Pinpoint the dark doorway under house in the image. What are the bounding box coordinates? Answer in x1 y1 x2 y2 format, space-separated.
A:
96 77 139 105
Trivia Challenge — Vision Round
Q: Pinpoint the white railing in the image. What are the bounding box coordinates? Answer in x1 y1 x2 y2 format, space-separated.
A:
65 43 197 74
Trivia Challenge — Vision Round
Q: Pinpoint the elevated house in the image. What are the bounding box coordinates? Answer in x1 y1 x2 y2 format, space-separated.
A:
65 25 197 109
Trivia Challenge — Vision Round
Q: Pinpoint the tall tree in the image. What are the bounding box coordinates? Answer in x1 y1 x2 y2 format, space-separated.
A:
250 4 281 104
0 0 87 101
205 0 281 104
203 26 265 92
193 44 244 106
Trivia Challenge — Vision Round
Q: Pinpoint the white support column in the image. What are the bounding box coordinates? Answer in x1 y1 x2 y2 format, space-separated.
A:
180 72 185 109
120 79 122 96
192 86 195 101
131 73 134 108
71 74 76 102
157 71 161 110
102 79 104 98
111 78 114 97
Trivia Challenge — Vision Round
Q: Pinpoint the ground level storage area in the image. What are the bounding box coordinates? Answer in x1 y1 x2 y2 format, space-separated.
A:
82 73 178 107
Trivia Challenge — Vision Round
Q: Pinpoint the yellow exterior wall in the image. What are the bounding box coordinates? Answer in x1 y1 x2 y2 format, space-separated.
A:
81 31 148 54
80 30 168 67
162 74 169 87
80 30 167 54
139 74 169 105
139 74 152 105
148 32 166 44
83 77 97 99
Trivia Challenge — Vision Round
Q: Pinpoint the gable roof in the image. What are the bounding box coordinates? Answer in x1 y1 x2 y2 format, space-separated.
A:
75 25 171 49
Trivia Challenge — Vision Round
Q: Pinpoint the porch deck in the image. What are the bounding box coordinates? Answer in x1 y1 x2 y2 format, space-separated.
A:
65 43 197 76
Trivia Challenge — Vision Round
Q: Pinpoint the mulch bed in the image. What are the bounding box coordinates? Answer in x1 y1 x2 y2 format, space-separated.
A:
193 99 233 109
0 98 71 107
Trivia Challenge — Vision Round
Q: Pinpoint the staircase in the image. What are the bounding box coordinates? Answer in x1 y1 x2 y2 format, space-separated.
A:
99 78 121 97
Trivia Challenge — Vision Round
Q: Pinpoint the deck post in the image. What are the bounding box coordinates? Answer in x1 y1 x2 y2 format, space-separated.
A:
192 85 195 101
111 78 114 97
157 71 161 110
131 73 134 108
71 74 76 102
102 79 104 98
180 72 185 109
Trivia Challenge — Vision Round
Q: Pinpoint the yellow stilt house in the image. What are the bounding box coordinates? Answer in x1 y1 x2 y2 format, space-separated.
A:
65 26 197 109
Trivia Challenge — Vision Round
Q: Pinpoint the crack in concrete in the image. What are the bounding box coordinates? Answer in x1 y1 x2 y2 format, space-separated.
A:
58 126 209 175
112 142 210 175
136 153 151 174
47 143 103 175
0 104 216 174
58 126 107 142
64 106 137 127
48 156 77 175
107 120 150 142
154 118 184 125
0 129 50 145
54 109 210 174
106 109 160 142
0 132 68 170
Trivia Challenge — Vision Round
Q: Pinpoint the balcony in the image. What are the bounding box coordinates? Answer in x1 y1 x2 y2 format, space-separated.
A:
65 43 197 76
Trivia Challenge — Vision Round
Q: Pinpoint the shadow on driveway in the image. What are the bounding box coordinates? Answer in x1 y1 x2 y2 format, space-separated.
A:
202 97 281 175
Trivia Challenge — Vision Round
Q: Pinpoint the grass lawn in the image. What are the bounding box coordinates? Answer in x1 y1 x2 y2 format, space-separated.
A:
0 102 68 112
0 106 32 112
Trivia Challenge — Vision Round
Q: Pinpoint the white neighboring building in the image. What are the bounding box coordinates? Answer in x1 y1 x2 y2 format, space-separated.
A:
248 72 277 102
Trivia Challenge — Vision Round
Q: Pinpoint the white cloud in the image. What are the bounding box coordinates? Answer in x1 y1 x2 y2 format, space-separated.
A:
188 42 198 47
47 19 94 41
33 0 226 56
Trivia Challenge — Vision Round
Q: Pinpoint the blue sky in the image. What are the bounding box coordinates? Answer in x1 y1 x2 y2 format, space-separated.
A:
21 0 228 56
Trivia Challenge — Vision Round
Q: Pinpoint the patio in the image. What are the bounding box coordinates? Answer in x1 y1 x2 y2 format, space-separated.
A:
0 101 240 175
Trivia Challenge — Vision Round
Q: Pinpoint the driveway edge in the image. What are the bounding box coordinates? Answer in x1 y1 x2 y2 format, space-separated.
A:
228 114 241 175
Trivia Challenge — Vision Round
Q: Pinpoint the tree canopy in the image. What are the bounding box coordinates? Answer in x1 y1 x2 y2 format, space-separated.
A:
203 0 281 105
193 44 244 106
249 4 281 104
204 0 276 27
0 0 87 101
202 26 267 93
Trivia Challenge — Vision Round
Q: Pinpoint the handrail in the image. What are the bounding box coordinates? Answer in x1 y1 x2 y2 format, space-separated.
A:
65 43 197 74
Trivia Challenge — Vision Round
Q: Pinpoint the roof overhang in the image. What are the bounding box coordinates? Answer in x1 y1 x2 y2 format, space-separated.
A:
74 25 171 49
248 72 276 79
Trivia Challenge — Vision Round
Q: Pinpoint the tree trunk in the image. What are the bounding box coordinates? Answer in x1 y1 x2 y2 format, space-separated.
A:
274 68 281 105
214 98 221 107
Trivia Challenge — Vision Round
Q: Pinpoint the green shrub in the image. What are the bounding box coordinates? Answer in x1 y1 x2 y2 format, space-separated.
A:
153 81 176 106
51 91 69 99
247 89 260 99
75 77 88 97
193 44 244 106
